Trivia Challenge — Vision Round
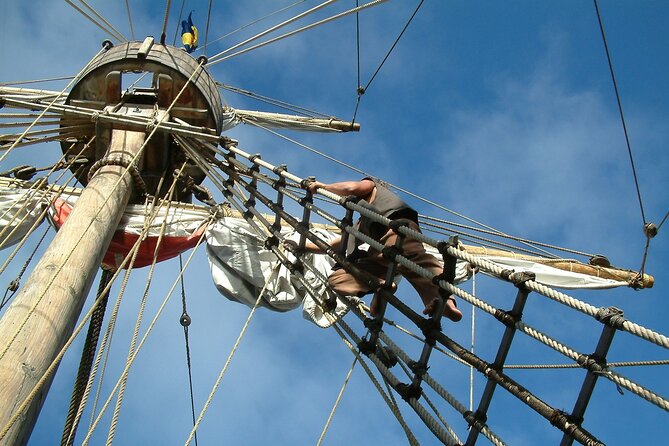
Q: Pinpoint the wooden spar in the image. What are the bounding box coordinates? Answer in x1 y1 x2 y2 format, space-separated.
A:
0 127 145 446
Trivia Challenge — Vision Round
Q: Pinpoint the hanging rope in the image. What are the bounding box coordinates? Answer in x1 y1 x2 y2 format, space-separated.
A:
183 261 282 446
124 0 135 41
61 269 113 446
80 224 211 445
202 0 214 56
106 166 184 444
0 221 154 443
593 0 645 226
352 0 425 122
178 254 199 446
316 357 358 446
172 0 186 46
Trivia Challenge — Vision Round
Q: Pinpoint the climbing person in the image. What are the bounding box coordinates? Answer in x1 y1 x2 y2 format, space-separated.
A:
287 177 462 322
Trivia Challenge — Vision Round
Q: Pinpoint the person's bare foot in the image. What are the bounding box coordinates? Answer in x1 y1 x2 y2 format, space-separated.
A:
423 297 462 322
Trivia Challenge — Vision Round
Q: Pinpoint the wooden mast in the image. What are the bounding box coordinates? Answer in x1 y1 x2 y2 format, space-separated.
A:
0 126 146 445
0 38 222 445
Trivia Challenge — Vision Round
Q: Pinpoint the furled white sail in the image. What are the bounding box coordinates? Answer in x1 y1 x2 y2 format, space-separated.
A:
220 107 359 133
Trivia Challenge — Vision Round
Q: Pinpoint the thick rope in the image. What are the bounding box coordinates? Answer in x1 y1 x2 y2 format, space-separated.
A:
207 147 664 442
61 269 113 446
178 254 199 446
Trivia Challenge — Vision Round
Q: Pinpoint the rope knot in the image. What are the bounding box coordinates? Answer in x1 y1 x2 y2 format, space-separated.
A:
396 382 422 402
595 306 626 330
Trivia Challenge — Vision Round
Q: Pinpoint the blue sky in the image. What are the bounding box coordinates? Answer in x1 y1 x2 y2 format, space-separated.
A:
1 1 668 445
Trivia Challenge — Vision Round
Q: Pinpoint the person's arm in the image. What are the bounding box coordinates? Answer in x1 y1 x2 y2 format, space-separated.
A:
307 179 375 198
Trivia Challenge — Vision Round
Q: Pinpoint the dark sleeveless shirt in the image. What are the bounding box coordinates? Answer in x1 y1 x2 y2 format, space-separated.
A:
346 178 418 255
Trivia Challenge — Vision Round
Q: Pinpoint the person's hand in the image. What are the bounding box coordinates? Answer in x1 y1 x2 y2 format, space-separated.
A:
283 239 299 251
307 180 325 194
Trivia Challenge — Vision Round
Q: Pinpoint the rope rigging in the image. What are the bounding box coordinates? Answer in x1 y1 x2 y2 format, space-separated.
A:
63 0 127 43
0 5 665 441
204 1 309 50
207 0 392 66
178 254 199 446
0 119 666 445
351 0 426 123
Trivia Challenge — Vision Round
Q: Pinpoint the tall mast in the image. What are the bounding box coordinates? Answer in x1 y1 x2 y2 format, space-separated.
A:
0 126 146 445
0 38 222 445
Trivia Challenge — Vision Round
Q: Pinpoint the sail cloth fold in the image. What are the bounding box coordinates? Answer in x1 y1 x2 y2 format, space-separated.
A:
0 186 47 249
205 216 632 327
479 256 628 289
206 217 350 328
48 194 209 269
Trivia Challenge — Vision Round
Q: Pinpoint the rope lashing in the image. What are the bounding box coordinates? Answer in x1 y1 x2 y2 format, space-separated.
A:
87 154 147 197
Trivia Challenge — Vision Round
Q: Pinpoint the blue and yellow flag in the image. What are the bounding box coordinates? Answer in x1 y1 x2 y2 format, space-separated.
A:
181 12 198 53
